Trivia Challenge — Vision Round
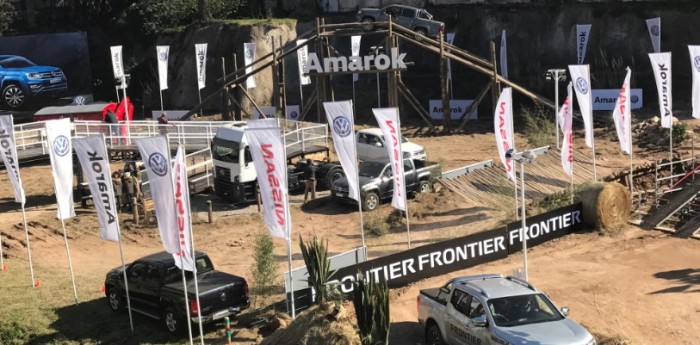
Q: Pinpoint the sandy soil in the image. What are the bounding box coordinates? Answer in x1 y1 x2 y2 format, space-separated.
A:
1 116 699 344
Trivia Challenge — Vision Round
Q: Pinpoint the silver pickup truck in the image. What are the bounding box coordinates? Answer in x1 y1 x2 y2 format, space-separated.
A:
356 4 445 39
417 274 596 345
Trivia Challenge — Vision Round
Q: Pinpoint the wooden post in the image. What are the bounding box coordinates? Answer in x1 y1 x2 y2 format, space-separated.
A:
256 184 261 212
132 197 138 225
233 53 242 121
490 41 500 115
221 57 231 120
207 200 213 224
272 37 280 112
280 39 288 120
440 33 450 130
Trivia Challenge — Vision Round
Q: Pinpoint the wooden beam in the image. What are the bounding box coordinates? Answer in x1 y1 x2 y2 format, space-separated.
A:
457 81 492 131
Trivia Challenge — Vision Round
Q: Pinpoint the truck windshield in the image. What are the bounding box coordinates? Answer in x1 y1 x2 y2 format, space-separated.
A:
358 162 387 178
487 293 564 327
212 138 240 163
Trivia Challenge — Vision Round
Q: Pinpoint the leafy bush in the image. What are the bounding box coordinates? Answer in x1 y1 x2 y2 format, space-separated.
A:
660 122 689 144
299 235 333 305
353 272 390 345
252 229 278 306
523 104 556 148
364 211 390 237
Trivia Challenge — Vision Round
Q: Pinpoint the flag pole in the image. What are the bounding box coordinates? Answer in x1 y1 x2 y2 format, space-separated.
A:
355 142 367 256
396 113 411 248
592 139 597 181
160 89 164 114
113 208 134 332
281 125 296 319
21 206 35 286
669 125 673 187
52 191 78 304
179 254 194 345
182 145 205 344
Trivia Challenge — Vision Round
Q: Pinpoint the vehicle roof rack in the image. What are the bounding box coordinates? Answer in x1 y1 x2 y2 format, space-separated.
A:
462 281 490 298
505 276 537 292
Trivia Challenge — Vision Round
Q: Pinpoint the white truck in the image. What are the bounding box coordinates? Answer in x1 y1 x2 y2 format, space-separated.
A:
356 128 427 162
417 274 595 345
211 120 345 203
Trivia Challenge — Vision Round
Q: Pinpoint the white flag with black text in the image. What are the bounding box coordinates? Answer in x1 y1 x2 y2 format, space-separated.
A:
46 118 75 220
73 135 119 241
195 43 207 90
110 45 124 80
576 24 592 65
297 40 311 85
246 119 290 239
136 136 179 254
351 36 362 82
324 101 359 201
446 32 456 81
373 108 407 211
649 52 673 128
0 115 25 204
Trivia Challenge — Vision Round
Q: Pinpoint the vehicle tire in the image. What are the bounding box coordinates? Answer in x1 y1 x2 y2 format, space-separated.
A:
362 191 380 211
164 308 182 334
2 83 25 109
361 17 375 31
418 180 433 194
426 324 444 345
106 288 123 312
325 167 345 190
414 28 427 42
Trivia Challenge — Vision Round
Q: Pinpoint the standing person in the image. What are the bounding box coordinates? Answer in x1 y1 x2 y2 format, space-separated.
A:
158 113 169 135
303 160 317 204
104 109 119 144
122 171 135 212
112 171 123 213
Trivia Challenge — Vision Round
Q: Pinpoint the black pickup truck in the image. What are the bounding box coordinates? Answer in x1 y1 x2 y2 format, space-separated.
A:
104 251 250 333
332 159 441 211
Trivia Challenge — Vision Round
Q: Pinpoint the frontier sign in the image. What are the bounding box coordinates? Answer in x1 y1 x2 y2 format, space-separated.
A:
303 47 407 75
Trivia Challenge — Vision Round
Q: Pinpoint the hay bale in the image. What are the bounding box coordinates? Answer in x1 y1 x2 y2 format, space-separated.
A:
580 182 630 232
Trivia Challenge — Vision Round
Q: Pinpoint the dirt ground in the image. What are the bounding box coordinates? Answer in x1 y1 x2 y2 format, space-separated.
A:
1 114 699 344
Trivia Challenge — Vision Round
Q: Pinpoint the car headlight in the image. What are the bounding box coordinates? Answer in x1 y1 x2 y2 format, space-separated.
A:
26 72 41 79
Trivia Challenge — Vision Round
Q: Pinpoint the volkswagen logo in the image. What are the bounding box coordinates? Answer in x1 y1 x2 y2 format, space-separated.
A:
332 116 352 137
53 135 70 157
631 95 639 104
158 50 169 61
148 153 168 177
575 77 589 94
289 111 299 120
694 56 700 72
73 95 85 105
220 292 227 302
650 24 660 37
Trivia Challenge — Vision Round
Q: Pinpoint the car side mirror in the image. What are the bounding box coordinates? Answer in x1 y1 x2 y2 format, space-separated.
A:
560 306 570 317
472 315 487 328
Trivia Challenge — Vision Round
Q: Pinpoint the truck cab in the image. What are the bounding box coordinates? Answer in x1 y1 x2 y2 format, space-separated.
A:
356 128 426 162
211 122 258 202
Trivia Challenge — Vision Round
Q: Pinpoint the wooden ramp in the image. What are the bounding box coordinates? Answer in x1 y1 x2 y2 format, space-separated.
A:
439 148 618 209
640 183 700 230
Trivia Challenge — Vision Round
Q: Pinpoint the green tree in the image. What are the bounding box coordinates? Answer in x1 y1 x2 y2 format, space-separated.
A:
252 230 278 306
0 0 14 36
198 0 212 22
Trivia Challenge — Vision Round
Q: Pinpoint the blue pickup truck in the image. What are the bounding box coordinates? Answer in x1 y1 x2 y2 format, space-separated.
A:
0 55 67 109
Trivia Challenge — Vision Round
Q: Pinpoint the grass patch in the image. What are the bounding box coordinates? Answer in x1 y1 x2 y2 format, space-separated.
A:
522 104 556 148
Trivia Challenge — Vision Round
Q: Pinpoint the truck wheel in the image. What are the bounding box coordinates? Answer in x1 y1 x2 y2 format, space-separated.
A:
414 28 427 42
426 324 444 345
2 83 25 109
362 191 380 211
325 167 345 190
107 288 123 312
361 17 375 31
164 308 181 333
418 180 433 194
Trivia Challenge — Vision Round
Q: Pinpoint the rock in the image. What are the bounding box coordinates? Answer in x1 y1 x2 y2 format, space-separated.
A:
651 116 660 124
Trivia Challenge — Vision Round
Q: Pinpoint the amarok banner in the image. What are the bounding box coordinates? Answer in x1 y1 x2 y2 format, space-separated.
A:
324 100 359 201
195 43 207 90
373 108 407 211
649 52 673 128
494 87 515 182
0 115 25 204
73 135 119 241
136 136 179 255
46 118 75 220
246 119 290 239
576 24 592 65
